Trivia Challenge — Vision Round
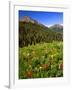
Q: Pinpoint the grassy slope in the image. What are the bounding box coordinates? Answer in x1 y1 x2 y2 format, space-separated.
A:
19 41 63 79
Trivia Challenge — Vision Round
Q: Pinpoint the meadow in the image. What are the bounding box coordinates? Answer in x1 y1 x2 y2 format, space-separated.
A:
19 41 63 79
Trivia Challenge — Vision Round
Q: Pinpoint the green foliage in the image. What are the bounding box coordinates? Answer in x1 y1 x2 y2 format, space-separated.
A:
19 22 63 47
19 42 63 79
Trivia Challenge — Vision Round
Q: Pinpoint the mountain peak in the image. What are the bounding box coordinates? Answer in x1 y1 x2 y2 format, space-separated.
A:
20 16 31 22
50 24 63 29
50 24 63 33
20 16 38 24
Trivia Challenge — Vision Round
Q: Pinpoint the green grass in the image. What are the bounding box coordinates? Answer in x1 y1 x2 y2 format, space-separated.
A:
19 41 63 79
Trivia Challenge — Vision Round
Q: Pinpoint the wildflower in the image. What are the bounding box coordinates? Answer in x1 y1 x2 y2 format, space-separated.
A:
27 53 30 57
26 71 33 78
41 64 48 70
59 63 63 70
39 66 42 69
50 55 53 59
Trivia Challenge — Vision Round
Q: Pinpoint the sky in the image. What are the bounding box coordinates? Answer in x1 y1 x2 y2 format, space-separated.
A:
19 10 63 27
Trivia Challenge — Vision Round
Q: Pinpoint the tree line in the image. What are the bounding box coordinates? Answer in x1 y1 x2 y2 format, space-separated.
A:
19 22 63 47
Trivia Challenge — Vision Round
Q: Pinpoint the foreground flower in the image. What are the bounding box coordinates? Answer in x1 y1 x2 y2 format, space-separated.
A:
39 66 42 69
26 53 30 57
26 71 33 78
41 64 48 70
59 63 63 70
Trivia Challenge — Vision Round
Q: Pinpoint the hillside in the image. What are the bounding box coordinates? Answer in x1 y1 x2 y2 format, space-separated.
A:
19 16 63 47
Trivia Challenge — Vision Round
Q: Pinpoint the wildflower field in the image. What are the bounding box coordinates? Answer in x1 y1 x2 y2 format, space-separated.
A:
19 41 63 79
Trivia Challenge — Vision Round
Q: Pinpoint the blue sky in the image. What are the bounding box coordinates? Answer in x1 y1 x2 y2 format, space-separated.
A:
19 10 63 27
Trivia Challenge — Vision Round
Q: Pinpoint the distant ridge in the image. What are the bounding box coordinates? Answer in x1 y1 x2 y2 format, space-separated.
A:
49 24 63 33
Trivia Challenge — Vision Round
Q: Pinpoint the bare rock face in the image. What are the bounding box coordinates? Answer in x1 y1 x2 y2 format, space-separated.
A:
20 16 31 23
20 16 38 24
